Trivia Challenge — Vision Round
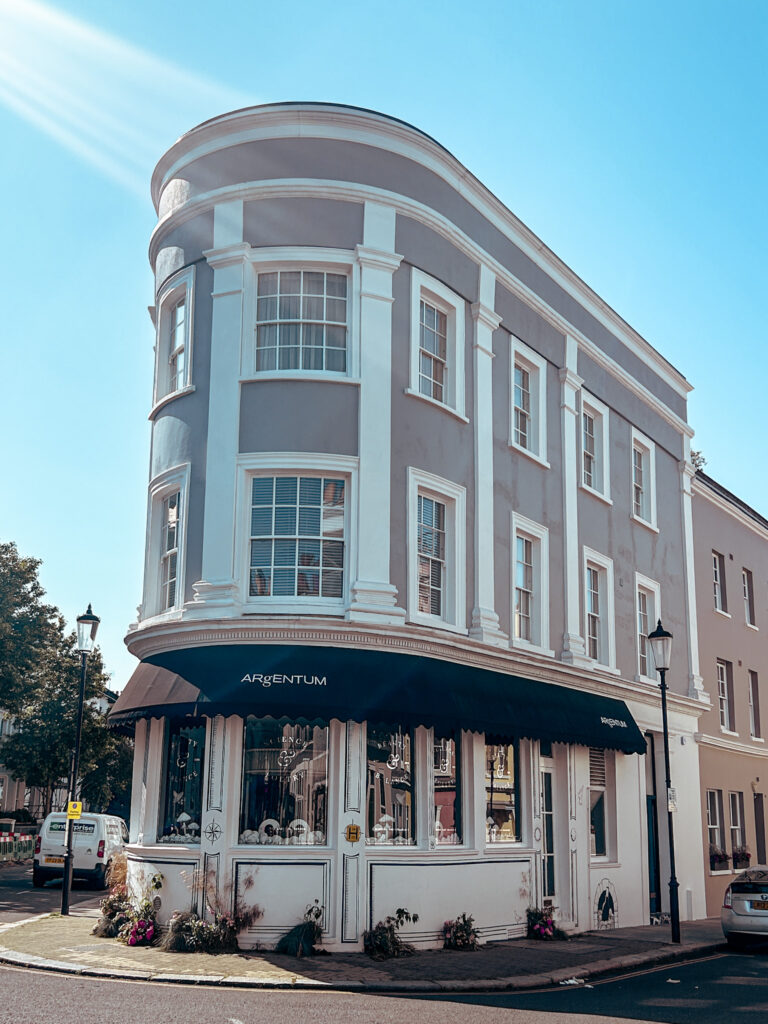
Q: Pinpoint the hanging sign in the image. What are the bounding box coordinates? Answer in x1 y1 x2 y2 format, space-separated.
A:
67 801 82 820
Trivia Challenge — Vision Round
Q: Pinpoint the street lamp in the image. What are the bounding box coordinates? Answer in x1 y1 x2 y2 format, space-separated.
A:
647 618 680 944
61 604 100 916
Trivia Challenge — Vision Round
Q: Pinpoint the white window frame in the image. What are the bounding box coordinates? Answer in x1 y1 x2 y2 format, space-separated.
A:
235 452 358 616
408 268 467 421
579 390 611 502
242 247 360 382
630 427 657 530
588 747 616 861
635 573 661 683
143 463 190 619
407 467 466 633
509 336 549 467
582 547 616 670
742 567 756 627
717 658 734 732
510 512 553 656
729 791 746 853
749 670 762 740
707 788 724 852
152 267 195 412
712 550 729 614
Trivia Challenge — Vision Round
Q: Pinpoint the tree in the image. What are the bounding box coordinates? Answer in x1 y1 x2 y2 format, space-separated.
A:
2 615 131 818
0 542 57 713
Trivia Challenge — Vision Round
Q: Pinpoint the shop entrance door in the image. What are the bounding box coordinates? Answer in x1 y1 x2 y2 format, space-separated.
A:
541 767 556 904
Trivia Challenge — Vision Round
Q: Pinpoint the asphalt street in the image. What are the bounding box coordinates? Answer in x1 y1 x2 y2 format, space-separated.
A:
0 861 100 922
0 951 767 1024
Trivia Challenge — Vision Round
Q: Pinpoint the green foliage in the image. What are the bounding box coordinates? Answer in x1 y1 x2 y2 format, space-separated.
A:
1 612 130 816
363 907 420 959
442 912 480 950
275 900 324 957
0 542 57 713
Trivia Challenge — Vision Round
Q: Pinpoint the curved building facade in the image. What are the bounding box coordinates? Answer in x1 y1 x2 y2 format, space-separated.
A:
113 103 708 947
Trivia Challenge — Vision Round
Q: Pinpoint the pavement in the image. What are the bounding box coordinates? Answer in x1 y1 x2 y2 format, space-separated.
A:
0 908 727 992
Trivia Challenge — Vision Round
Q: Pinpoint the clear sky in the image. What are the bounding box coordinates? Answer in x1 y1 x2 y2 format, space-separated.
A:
1 0 766 690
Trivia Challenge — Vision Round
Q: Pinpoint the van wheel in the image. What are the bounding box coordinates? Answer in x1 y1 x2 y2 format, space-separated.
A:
32 868 46 888
92 866 107 890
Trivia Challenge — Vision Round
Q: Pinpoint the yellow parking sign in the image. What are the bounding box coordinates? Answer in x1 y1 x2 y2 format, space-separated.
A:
67 801 82 820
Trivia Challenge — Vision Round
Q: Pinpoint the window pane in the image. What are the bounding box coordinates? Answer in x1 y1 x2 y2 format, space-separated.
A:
366 726 414 845
257 272 278 296
252 477 274 505
590 790 606 856
485 742 518 842
434 734 461 845
159 722 206 844
304 271 324 295
326 273 347 297
280 271 301 294
239 720 328 845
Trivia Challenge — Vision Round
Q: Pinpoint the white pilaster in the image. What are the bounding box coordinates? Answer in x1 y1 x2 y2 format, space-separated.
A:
189 224 250 613
680 446 706 700
560 335 588 664
469 265 507 646
346 201 405 623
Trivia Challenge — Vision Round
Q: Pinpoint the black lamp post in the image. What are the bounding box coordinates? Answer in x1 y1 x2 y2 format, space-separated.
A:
647 618 680 944
61 604 100 916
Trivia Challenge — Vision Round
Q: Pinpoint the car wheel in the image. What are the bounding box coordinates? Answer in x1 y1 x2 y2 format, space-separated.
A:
727 934 745 950
32 867 46 888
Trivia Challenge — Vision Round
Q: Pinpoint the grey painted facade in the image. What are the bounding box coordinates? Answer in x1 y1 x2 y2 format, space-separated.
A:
119 103 709 947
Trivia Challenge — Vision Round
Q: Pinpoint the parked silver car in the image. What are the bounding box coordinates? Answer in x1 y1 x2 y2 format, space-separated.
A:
721 866 768 947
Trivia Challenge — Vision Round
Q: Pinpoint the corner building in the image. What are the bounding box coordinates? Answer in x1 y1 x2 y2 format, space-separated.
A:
112 103 708 947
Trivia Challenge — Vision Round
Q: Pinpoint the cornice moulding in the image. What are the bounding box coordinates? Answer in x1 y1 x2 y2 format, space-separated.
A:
693 477 768 542
123 617 705 720
150 113 691 403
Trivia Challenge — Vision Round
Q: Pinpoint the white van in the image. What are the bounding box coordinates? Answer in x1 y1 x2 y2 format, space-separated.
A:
33 813 128 889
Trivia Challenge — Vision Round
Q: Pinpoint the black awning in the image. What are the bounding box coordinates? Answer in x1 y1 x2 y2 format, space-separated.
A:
110 644 646 755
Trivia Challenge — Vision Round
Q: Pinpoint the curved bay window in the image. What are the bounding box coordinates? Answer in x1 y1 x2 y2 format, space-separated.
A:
159 721 205 844
433 733 461 845
239 719 328 846
485 741 520 843
366 725 414 846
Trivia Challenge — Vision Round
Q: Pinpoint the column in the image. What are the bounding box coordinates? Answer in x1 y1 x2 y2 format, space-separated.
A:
347 201 405 623
560 334 588 663
190 201 248 612
469 264 507 646
680 444 706 700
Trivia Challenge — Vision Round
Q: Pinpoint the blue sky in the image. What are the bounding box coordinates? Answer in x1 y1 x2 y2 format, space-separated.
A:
1 0 766 689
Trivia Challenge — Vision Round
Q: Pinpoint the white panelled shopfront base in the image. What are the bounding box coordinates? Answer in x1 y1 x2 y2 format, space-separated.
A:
123 706 684 950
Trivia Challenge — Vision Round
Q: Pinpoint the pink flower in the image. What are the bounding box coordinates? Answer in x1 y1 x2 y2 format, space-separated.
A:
128 936 136 946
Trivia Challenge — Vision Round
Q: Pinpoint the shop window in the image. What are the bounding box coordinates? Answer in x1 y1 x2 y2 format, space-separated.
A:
485 741 520 842
158 721 205 844
366 725 414 846
433 733 461 846
239 719 328 846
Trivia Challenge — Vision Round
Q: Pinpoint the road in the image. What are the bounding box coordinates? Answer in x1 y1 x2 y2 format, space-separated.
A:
0 951 766 1024
0 861 100 922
